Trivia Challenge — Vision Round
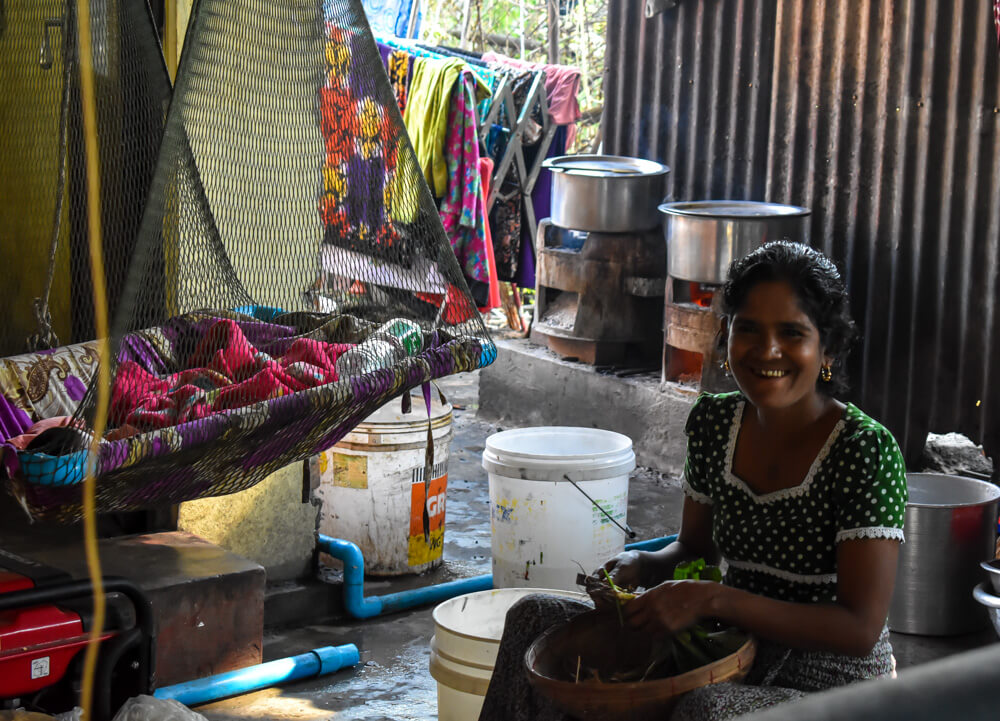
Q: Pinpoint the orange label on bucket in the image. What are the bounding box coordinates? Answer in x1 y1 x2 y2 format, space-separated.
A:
408 463 448 567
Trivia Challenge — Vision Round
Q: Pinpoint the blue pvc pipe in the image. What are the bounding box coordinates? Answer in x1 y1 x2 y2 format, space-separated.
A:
378 573 494 615
317 533 679 619
153 644 360 707
317 535 492 619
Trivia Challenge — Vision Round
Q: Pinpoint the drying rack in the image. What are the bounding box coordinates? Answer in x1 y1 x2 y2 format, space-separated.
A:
376 35 558 245
479 69 558 246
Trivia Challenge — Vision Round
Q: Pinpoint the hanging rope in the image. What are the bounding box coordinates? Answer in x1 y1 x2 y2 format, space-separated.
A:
28 10 74 352
74 0 112 714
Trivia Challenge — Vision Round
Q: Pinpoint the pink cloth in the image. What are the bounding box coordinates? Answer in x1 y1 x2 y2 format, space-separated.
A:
996 0 1000 50
5 417 77 451
441 71 490 283
479 157 502 312
481 52 582 146
110 320 352 431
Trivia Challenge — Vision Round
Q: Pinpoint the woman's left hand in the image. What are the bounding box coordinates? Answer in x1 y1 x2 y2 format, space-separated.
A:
622 580 722 635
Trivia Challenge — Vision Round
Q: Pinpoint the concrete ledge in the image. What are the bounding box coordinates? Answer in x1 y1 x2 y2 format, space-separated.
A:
479 338 697 475
28 532 265 687
264 577 344 628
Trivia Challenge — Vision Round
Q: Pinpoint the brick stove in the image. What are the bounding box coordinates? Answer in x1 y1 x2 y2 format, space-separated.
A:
531 219 666 366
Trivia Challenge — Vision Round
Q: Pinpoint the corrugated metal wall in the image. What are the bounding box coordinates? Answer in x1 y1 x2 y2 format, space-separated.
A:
605 0 1000 467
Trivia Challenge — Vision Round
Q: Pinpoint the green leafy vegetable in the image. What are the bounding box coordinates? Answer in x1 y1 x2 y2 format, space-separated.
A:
568 558 744 683
674 558 723 582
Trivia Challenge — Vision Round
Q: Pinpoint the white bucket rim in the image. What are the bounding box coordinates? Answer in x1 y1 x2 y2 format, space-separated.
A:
432 587 589 643
904 473 1000 509
350 392 452 430
482 427 635 483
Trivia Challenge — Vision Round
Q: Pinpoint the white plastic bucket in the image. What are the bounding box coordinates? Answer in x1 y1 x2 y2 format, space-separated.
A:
482 427 635 590
317 392 453 575
429 587 588 721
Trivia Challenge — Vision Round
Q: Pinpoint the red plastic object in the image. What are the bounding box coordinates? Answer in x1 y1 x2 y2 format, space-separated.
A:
0 603 114 698
0 603 90 697
0 571 33 595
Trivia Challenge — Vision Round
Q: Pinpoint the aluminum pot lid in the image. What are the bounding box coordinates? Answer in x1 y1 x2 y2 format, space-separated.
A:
543 154 669 177
658 200 811 218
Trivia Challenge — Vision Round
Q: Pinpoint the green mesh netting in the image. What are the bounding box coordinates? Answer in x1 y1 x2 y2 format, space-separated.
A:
0 0 494 521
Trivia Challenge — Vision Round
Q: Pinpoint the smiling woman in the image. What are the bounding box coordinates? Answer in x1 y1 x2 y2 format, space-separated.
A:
476 242 909 721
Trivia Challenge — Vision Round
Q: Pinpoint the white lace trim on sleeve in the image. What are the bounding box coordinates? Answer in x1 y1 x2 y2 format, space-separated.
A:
682 481 713 506
725 558 837 585
836 526 905 544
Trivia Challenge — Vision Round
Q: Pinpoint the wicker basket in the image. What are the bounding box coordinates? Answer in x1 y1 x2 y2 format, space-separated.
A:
526 610 756 721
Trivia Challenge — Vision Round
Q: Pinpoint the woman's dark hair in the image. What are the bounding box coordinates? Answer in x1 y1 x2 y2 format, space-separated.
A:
720 240 858 395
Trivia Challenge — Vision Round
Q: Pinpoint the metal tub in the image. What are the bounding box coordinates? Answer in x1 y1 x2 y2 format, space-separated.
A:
658 201 810 284
889 473 1000 636
544 155 670 233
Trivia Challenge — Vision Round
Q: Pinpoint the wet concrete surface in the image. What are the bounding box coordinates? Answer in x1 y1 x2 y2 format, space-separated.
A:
197 370 685 720
195 369 996 719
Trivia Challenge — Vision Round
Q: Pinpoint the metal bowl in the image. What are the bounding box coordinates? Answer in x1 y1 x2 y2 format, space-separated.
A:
980 559 1000 594
972 582 1000 639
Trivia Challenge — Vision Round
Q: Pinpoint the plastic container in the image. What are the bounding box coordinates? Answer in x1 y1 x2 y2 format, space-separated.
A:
316 391 452 575
334 318 424 376
482 427 636 590
888 473 1000 635
429 587 588 721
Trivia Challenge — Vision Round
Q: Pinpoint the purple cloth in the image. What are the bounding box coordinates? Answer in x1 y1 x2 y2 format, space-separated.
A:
377 41 393 69
513 125 566 288
0 395 32 443
64 376 87 402
118 335 171 375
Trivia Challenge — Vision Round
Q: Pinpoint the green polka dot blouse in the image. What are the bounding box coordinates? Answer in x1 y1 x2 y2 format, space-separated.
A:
682 392 908 604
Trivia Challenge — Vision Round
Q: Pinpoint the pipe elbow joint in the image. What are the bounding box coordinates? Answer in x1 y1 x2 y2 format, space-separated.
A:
317 535 383 618
345 590 382 618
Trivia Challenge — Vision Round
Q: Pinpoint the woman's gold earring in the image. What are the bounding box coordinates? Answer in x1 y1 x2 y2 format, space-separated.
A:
821 365 833 382
723 359 731 374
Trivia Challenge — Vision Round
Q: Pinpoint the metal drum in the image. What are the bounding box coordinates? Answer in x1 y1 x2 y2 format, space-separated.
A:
658 201 811 284
544 155 670 233
888 473 1000 635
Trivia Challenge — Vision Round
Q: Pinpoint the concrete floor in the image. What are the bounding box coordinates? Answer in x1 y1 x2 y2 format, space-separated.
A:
195 368 996 720
197 369 686 720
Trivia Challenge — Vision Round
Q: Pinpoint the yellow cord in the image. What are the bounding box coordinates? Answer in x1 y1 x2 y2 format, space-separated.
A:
76 0 112 717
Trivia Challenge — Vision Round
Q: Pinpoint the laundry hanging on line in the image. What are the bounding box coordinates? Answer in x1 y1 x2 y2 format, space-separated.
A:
377 40 584 292
377 39 500 311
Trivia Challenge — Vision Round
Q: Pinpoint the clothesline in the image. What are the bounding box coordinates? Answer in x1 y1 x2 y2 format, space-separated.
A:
375 34 498 90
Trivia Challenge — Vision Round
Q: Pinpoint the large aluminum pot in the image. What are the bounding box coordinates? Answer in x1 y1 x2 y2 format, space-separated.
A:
888 473 1000 635
659 201 810 284
543 155 670 233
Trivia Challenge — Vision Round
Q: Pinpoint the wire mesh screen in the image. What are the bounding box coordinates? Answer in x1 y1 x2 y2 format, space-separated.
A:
0 0 170 357
419 0 607 151
1 0 494 521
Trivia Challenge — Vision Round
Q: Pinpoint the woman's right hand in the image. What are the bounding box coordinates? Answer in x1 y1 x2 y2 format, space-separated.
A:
599 549 646 591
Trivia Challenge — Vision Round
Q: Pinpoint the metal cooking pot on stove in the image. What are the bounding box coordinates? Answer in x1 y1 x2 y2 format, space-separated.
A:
543 155 670 233
659 201 811 284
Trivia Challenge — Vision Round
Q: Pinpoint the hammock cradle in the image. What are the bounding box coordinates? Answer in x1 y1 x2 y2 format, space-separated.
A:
0 0 495 522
